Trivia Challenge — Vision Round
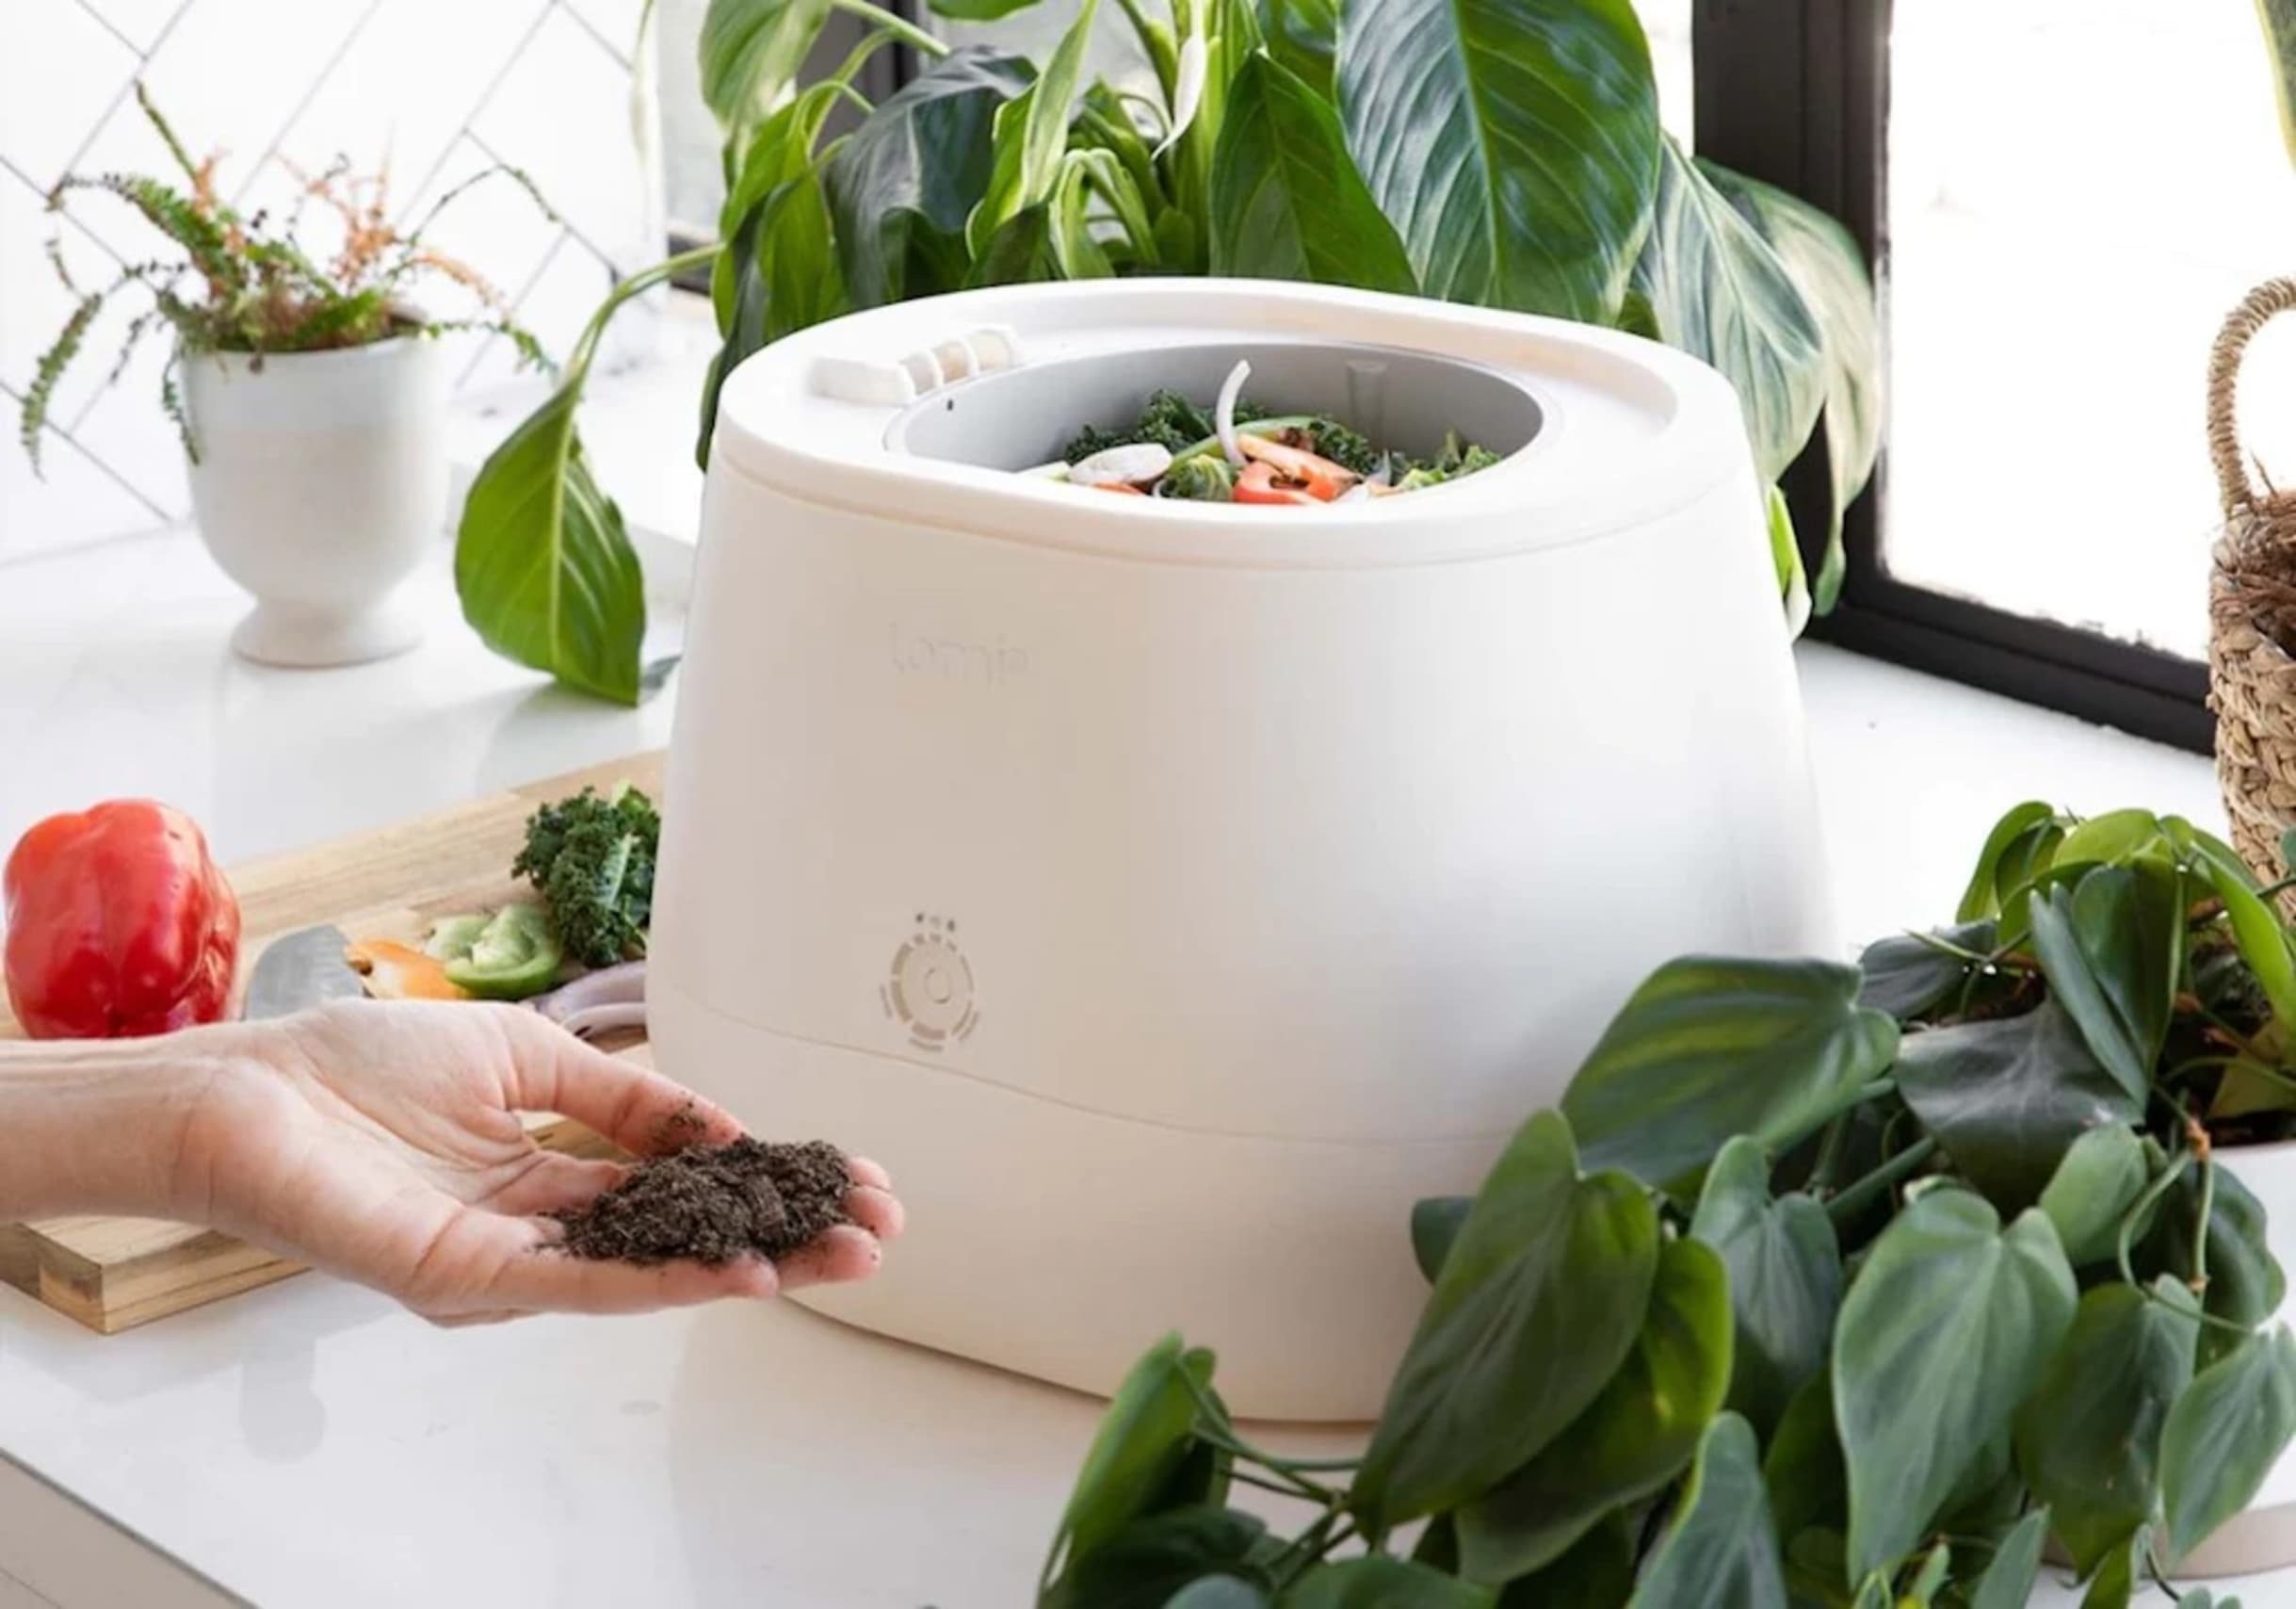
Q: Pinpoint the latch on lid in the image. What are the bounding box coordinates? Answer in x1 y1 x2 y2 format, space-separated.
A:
811 324 1026 406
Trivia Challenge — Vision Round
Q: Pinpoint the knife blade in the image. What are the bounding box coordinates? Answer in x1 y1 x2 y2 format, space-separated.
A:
242 924 367 1019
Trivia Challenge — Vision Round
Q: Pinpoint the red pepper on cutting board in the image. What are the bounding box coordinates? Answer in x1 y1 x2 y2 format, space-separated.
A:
3 801 242 1038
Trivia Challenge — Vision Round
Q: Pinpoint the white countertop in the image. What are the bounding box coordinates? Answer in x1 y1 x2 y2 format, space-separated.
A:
0 445 2280 1606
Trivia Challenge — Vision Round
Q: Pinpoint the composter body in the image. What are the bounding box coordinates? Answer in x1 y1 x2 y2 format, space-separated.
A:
651 280 1835 1420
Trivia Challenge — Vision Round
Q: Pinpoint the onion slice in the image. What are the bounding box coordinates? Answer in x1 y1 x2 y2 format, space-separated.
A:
1216 359 1251 467
527 959 647 1024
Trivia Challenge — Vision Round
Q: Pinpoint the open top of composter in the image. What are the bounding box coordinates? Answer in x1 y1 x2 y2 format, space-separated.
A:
707 279 1755 565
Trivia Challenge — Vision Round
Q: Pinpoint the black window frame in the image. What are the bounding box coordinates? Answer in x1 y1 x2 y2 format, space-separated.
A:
1693 0 2214 754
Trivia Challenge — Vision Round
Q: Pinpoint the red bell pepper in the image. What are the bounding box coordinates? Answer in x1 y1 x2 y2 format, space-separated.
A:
3 801 241 1039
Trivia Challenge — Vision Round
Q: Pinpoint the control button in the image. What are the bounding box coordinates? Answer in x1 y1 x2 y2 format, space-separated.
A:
881 917 978 1050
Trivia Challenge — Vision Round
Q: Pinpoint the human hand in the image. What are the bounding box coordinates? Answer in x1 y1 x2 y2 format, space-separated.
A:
170 1000 902 1325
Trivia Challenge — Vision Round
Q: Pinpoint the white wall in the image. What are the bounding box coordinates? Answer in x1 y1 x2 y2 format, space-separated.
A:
0 0 663 568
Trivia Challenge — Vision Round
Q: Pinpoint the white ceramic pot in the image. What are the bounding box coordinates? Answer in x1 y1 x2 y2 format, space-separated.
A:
182 334 449 667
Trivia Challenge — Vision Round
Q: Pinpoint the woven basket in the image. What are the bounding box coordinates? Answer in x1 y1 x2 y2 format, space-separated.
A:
2208 277 2296 886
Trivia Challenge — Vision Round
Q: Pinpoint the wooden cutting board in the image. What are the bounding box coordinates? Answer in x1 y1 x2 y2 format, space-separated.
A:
0 751 665 1335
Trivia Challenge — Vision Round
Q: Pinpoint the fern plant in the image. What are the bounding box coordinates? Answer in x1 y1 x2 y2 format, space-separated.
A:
20 84 551 472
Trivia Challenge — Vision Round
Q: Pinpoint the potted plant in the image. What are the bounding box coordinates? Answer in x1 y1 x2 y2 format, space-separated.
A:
21 88 548 669
1025 802 2296 1604
452 0 1882 705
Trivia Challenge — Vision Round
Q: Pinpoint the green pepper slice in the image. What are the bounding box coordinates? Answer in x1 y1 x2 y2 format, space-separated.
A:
428 906 563 1000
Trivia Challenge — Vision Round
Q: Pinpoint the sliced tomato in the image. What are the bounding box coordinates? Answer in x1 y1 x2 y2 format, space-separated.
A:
1235 461 1321 505
1236 433 1357 500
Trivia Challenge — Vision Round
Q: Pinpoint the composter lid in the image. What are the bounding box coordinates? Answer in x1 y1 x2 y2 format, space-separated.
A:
709 278 1755 568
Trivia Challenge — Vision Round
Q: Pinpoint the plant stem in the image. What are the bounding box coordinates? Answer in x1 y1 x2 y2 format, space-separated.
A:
1806 1113 1855 1195
567 245 720 378
2116 1151 2191 1290
831 0 946 58
1825 1135 1939 1225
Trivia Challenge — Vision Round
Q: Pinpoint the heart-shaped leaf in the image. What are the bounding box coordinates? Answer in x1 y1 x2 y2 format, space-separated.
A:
1690 1137 1841 1438
1833 1189 2078 1580
1762 1371 1843 1545
1855 921 1995 1023
2013 1279 2200 1573
456 263 667 705
2145 1162 2288 1347
1625 1414 1788 1609
823 47 1034 309
1043 1505 1268 1609
1278 1558 1494 1608
2161 1327 2296 1562
1968 1508 2051 1609
2054 808 2167 870
2026 865 2179 1103
1495 1514 1635 1609
1629 138 1824 482
1456 1239 1731 1582
1042 1334 1221 1592
1209 52 1415 293
699 0 833 131
1892 999 2142 1211
2037 1124 2151 1267
1352 1111 1658 1528
1560 958 1898 1197
1697 166 1877 610
1336 0 1659 322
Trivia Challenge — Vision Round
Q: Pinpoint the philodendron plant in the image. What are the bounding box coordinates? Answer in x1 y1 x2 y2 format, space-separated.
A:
1037 803 2296 1607
455 0 1881 704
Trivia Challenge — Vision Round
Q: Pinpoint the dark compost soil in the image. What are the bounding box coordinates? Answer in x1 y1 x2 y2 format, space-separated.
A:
550 1137 853 1266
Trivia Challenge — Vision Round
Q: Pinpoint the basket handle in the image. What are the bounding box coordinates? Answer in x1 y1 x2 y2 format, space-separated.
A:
2209 278 2296 516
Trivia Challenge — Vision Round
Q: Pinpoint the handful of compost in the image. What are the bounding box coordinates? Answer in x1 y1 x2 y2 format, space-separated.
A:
2 801 240 1038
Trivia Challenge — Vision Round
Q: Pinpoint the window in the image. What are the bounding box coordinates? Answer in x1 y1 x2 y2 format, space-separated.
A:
1696 0 2234 751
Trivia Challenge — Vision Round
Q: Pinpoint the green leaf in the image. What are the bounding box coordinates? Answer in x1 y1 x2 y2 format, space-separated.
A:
1352 1111 1659 1527
1902 1543 1950 1607
1762 1371 1844 1545
967 203 1060 285
1625 1415 1788 1609
1768 483 1811 636
1410 1195 1472 1284
1967 1508 2049 1609
1495 1514 1635 1609
456 275 654 706
1560 958 1898 1197
1336 0 1660 322
930 0 1043 15
2268 0 2296 166
1690 1138 1841 1438
1167 1580 1270 1609
1833 1190 2078 1580
699 0 833 131
2054 807 2167 870
1278 1559 1494 1608
1699 166 1877 612
1891 1000 2142 1211
1255 0 1337 98
1847 1575 1891 1609
2202 854 2296 1029
1856 922 1996 1023
2080 1536 2137 1609
2013 1279 2200 1574
2026 865 2180 1107
1209 52 1415 293
2146 1163 2288 1352
1043 1505 1268 1609
1629 138 1824 483
2161 1327 2296 1561
1957 802 2058 922
1050 154 1116 279
1042 1335 1221 1592
967 0 1097 257
1456 1239 1732 1582
2038 1124 2151 1267
824 47 1034 308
